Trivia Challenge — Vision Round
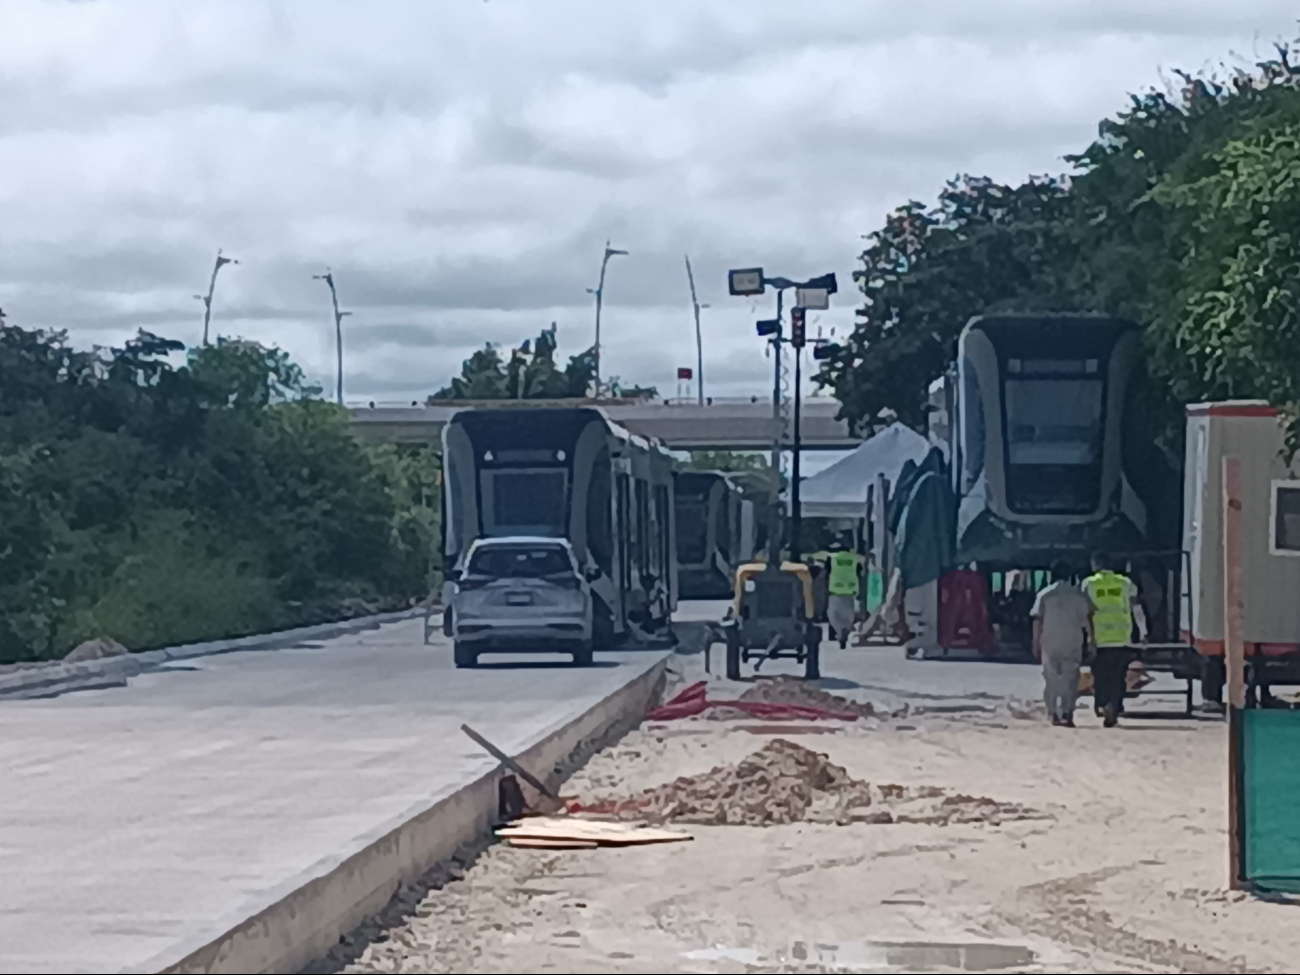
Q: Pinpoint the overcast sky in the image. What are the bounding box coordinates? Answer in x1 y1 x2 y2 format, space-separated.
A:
2 1 1298 405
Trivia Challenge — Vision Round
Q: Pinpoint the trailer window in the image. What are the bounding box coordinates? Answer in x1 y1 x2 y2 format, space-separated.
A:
1272 482 1300 555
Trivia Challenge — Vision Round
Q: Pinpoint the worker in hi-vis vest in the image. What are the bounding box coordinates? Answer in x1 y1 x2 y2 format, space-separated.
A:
1083 553 1147 728
826 540 863 650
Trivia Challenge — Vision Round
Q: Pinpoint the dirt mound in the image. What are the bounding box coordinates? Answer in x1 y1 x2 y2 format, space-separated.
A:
576 739 1044 828
733 676 876 718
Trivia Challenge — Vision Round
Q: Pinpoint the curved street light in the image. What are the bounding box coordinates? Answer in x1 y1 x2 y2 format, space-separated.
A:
587 240 628 396
195 249 238 346
313 268 352 405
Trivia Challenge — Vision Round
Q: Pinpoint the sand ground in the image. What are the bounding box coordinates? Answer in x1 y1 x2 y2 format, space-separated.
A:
323 621 1296 975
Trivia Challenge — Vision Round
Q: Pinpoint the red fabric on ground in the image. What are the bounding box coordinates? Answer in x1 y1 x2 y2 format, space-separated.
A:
644 680 860 722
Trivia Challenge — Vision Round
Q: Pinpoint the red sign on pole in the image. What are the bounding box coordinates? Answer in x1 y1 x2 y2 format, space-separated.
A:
677 367 693 380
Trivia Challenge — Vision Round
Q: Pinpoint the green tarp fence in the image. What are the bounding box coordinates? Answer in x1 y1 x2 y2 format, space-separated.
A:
1241 709 1300 892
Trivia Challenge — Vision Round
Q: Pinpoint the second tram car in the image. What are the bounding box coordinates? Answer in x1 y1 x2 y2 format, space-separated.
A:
442 407 676 643
673 471 756 599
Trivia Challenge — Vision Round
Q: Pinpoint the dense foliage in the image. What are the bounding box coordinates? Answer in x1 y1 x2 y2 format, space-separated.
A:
429 324 656 401
0 324 438 663
817 42 1300 451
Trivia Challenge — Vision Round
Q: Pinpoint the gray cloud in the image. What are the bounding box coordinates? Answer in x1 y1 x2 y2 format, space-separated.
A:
2 0 1299 402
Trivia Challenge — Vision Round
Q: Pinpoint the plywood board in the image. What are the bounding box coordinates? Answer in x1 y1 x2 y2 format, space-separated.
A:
497 816 692 846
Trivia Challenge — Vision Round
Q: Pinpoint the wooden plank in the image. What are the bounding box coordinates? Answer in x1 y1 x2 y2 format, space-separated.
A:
504 838 598 850
1224 456 1246 710
499 821 683 841
497 817 692 846
461 723 556 799
1223 454 1246 891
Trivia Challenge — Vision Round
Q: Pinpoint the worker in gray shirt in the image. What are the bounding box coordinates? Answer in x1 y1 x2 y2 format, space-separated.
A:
1031 561 1094 727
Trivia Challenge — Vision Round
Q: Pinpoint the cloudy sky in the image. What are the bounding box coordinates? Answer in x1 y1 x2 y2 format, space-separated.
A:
2 1 1298 406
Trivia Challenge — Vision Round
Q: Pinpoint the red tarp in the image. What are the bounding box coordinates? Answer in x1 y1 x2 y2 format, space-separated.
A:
644 681 860 722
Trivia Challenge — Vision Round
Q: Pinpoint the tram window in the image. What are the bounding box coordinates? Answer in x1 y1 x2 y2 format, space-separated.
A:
1004 379 1102 466
717 490 732 562
655 485 670 577
961 359 985 490
676 500 708 564
482 469 566 536
617 474 632 587
635 480 650 573
587 453 613 572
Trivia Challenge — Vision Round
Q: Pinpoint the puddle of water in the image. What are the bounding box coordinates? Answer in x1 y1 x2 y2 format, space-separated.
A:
785 939 1035 971
879 941 1035 970
680 946 764 965
684 940 1034 972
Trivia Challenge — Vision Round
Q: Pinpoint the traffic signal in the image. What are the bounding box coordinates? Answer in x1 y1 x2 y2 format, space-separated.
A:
790 307 806 348
802 272 838 295
812 341 840 361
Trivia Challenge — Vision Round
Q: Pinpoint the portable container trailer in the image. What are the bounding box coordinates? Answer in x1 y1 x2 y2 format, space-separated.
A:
1182 401 1300 701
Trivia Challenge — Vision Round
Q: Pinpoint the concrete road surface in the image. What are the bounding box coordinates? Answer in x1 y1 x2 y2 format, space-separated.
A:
0 617 668 975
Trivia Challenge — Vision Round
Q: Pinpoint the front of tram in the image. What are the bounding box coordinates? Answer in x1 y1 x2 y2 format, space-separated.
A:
953 315 1151 655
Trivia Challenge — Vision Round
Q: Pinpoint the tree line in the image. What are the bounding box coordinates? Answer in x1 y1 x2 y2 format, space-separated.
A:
0 324 438 664
429 323 657 401
816 39 1300 456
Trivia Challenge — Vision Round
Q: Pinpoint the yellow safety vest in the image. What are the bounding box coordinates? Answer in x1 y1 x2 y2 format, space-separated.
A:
1084 571 1133 647
828 551 860 597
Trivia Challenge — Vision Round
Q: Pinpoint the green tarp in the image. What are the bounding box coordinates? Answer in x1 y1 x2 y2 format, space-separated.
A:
865 570 884 613
1242 709 1300 892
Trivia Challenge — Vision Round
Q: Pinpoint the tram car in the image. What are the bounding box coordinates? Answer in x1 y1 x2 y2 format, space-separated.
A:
442 406 676 644
673 471 756 599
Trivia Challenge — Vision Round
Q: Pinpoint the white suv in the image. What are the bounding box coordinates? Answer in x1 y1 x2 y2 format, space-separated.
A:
447 537 598 668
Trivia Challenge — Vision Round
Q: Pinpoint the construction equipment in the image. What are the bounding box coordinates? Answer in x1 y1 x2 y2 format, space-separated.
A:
720 561 822 681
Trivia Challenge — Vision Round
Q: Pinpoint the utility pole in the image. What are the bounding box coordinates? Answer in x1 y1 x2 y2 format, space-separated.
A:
195 249 238 347
685 255 705 406
313 269 351 405
587 240 628 397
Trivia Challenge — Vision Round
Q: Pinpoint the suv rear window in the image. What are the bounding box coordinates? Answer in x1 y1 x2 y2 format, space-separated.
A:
467 546 573 579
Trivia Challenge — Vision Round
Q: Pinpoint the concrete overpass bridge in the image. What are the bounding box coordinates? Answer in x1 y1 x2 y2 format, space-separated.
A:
348 396 859 451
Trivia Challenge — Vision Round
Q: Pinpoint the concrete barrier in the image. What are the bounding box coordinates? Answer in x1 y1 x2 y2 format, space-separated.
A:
0 609 425 700
143 654 668 975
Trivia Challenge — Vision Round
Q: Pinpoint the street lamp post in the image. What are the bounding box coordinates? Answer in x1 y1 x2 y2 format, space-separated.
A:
587 240 628 397
195 249 238 347
684 255 708 406
313 268 352 405
727 268 837 563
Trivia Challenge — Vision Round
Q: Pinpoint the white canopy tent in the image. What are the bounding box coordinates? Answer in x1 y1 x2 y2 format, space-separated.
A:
798 422 931 519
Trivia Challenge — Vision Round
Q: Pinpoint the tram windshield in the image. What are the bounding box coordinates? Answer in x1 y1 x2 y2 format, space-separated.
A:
1004 378 1103 466
480 468 568 537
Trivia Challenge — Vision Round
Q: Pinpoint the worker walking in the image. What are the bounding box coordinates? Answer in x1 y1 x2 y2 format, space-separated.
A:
826 540 862 650
1030 562 1093 727
1084 553 1148 728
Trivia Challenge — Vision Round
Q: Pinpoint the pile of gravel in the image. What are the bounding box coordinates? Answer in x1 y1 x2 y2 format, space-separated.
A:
579 739 1045 828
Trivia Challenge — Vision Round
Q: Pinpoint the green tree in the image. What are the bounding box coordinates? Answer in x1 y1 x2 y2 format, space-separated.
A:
817 39 1300 442
0 320 438 663
428 325 635 401
815 175 1077 431
1146 117 1300 450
